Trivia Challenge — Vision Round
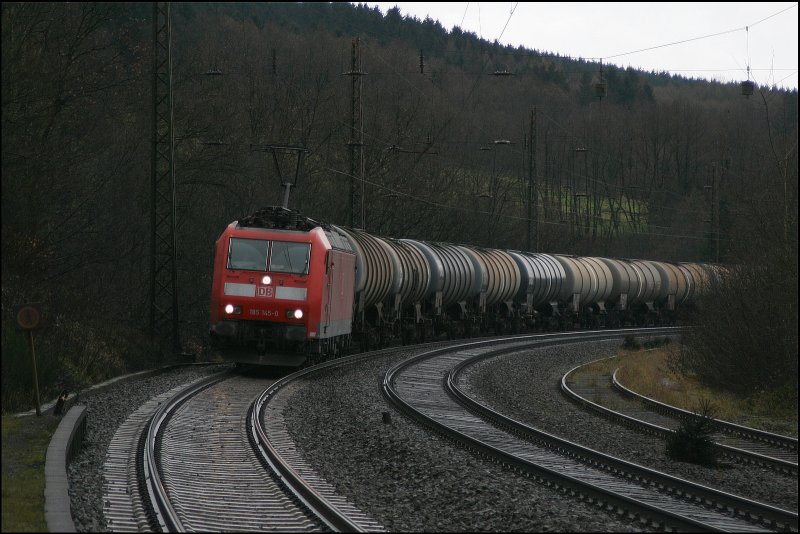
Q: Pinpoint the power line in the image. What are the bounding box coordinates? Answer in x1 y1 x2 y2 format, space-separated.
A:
321 165 728 243
485 3 798 65
496 2 518 43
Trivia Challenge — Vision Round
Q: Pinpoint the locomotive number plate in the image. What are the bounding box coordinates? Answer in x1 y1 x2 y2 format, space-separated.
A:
249 309 280 318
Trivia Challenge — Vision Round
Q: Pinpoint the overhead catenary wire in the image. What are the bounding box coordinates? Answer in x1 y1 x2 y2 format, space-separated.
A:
321 165 727 243
316 77 740 242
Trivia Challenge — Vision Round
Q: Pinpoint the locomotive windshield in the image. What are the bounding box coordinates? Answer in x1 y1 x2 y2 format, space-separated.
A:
227 238 269 271
226 237 310 274
269 241 310 274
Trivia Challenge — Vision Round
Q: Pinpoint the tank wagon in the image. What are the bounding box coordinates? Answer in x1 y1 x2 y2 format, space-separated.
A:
210 206 721 365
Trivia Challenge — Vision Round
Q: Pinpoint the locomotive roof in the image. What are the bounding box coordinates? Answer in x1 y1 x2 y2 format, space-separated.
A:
237 205 323 232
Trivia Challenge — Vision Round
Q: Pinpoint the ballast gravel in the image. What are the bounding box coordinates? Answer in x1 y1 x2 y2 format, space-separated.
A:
282 350 647 532
65 363 233 532
63 340 797 532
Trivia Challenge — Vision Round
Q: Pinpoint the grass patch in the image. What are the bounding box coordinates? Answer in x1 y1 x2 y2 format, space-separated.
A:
568 356 623 410
2 414 60 532
569 355 620 384
616 345 798 437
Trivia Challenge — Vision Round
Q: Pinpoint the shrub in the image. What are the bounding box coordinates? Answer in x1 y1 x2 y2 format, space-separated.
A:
665 399 719 466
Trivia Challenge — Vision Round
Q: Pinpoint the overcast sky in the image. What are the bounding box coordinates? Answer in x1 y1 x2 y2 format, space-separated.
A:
359 2 799 90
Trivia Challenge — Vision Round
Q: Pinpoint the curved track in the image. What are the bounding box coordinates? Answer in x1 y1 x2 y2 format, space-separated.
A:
250 367 387 532
562 358 797 475
108 368 383 532
382 329 798 532
143 373 328 532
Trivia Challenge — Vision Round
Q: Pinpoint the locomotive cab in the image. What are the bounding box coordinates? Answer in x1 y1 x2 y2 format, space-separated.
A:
209 208 356 366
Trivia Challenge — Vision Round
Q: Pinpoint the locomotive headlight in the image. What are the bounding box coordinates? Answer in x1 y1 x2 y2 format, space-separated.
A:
262 275 272 285
224 304 242 315
287 308 304 320
225 304 235 314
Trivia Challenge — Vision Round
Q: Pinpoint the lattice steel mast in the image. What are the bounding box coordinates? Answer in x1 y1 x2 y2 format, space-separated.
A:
150 2 181 356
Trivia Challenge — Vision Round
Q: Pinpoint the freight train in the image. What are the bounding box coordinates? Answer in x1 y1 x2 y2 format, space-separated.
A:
209 206 722 366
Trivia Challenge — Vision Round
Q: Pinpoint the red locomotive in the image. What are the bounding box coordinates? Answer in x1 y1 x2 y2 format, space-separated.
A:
209 207 356 366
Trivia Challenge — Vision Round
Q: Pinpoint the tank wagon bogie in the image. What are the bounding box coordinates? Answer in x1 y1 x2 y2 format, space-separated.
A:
210 206 721 366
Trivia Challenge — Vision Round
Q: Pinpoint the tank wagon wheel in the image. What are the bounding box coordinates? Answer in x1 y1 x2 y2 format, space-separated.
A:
377 333 384 349
495 318 505 336
417 322 426 343
463 321 473 339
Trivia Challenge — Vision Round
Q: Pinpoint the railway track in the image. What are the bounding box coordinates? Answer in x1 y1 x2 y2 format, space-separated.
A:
382 328 798 532
561 357 798 475
104 368 383 532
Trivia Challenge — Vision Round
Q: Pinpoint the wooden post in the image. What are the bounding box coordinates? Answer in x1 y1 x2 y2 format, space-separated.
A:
28 330 41 416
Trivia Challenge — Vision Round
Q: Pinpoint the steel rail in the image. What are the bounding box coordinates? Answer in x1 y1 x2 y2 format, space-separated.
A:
612 368 798 449
248 342 425 532
383 330 719 531
249 399 364 532
141 372 230 532
246 333 614 532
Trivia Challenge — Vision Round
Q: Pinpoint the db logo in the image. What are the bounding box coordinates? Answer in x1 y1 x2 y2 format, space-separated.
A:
257 287 274 298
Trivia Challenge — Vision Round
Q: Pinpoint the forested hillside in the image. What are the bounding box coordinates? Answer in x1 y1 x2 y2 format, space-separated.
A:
2 2 797 411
